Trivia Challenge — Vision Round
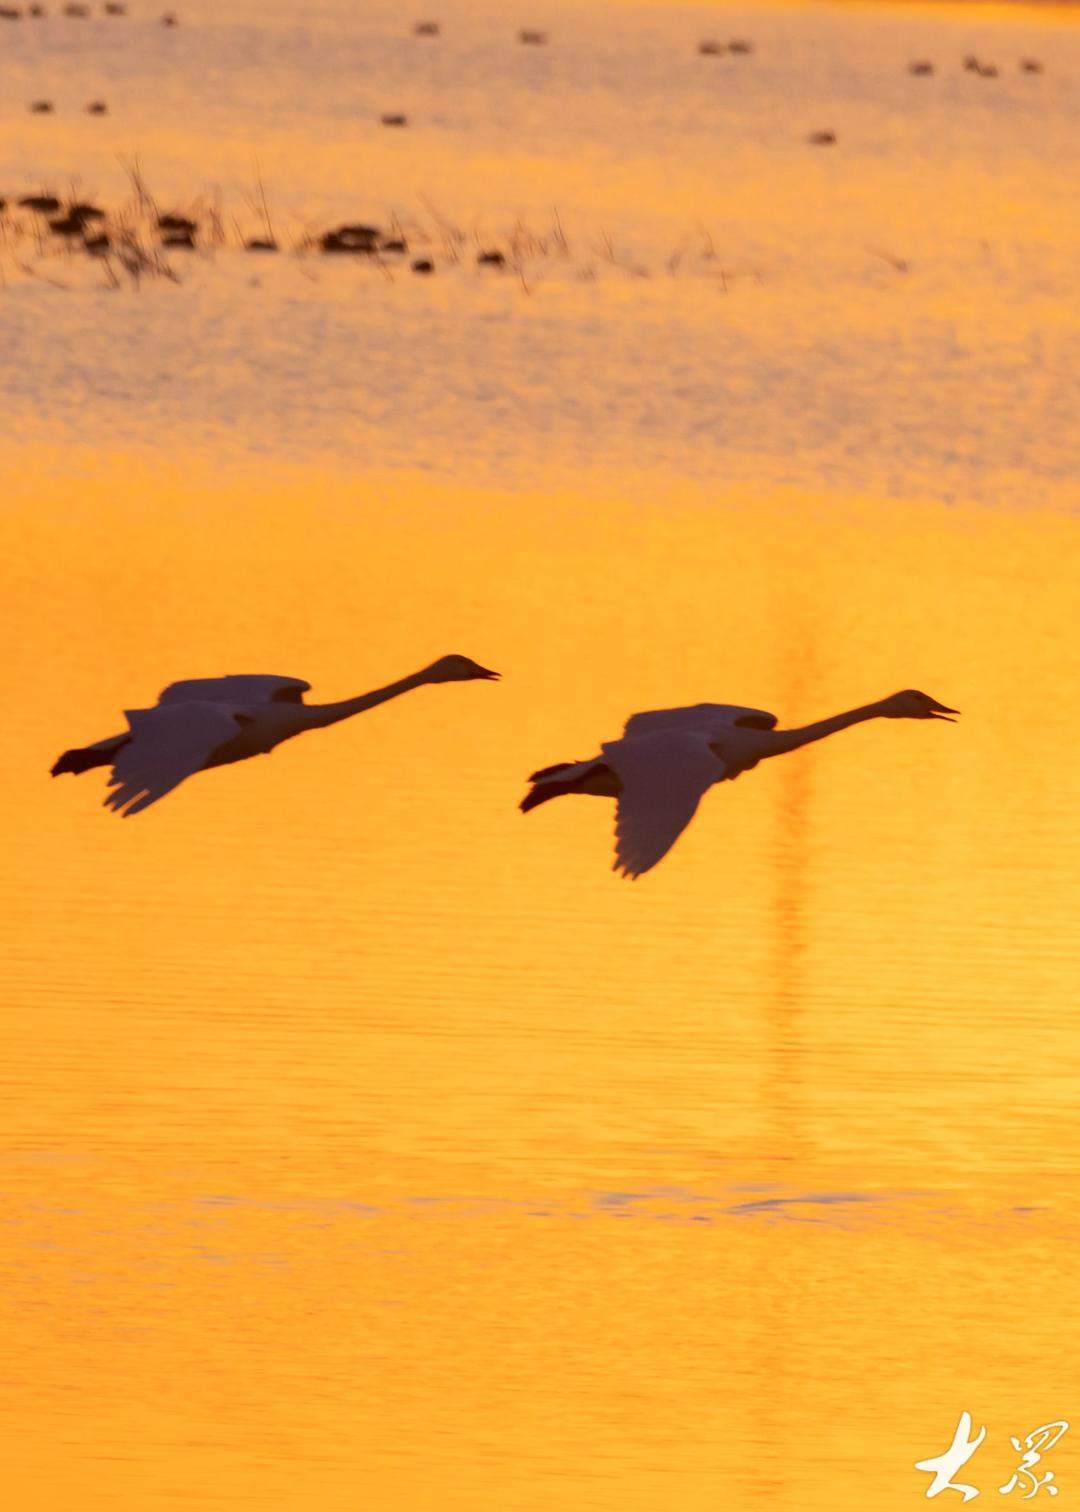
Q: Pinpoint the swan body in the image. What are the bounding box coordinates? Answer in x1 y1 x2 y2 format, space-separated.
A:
51 654 498 816
157 674 312 706
521 689 958 879
621 703 779 739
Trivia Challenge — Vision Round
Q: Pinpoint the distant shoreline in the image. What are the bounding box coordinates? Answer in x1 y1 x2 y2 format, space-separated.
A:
612 0 1080 25
822 0 1079 11
662 0 1080 15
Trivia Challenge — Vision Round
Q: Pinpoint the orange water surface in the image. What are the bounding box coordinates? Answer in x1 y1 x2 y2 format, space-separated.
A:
2 456 1078 1510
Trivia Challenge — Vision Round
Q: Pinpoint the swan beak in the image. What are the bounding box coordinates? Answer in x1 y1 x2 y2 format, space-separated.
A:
928 701 959 721
476 666 501 680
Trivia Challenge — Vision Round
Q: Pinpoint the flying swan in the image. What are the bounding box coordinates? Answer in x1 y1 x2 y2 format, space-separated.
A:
521 690 958 878
51 655 500 816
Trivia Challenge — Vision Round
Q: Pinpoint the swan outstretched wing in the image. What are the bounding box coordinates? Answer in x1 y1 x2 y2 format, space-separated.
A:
623 703 777 739
602 731 725 879
104 704 242 816
158 675 310 706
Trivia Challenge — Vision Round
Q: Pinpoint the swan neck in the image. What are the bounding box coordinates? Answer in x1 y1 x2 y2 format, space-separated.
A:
307 670 431 728
769 701 887 756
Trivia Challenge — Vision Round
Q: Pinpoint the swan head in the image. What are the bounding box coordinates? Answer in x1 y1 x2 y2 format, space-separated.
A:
425 654 501 683
882 689 959 721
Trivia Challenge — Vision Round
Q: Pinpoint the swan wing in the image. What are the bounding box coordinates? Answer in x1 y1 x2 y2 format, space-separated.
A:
158 674 310 706
622 703 777 739
104 703 242 816
601 731 725 879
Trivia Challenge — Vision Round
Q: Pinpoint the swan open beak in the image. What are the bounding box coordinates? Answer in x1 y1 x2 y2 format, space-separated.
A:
928 701 959 721
476 666 501 680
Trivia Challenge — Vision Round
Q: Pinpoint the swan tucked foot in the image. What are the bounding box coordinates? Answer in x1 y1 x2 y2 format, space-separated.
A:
51 734 129 776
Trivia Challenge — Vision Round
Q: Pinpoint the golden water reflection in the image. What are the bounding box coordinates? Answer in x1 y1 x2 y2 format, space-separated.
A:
2 458 1078 1509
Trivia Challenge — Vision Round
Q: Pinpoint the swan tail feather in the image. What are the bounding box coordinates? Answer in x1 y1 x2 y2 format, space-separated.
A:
528 760 583 782
520 759 618 813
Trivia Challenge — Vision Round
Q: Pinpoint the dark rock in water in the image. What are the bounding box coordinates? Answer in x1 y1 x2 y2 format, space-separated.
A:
28 2 44 12
161 9 177 24
698 40 724 57
49 214 88 237
320 223 381 254
0 198 6 213
156 212 197 233
414 20 439 36
245 237 278 252
518 30 546 46
977 63 998 78
477 249 505 267
0 8 25 19
962 55 981 72
380 237 408 253
19 193 61 212
411 258 434 274
64 1 88 12
162 228 195 248
909 60 934 76
30 100 54 113
68 202 106 223
1020 58 1043 74
380 113 408 127
104 1 126 11
728 39 753 55
807 130 836 146
85 100 109 114
84 231 110 254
